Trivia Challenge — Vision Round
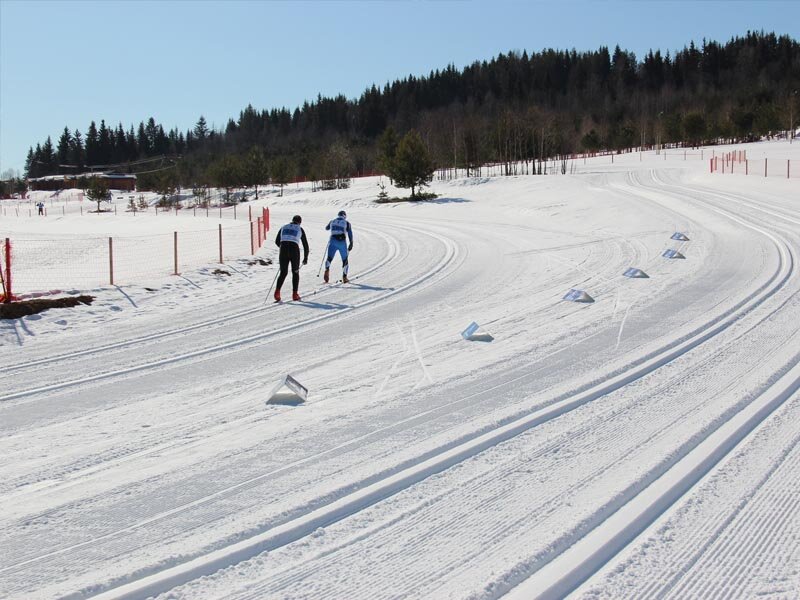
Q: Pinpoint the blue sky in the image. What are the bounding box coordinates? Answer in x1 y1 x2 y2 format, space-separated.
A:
1 0 798 174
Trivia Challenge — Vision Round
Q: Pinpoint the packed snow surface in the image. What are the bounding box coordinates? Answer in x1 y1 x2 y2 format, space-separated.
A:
1 142 799 599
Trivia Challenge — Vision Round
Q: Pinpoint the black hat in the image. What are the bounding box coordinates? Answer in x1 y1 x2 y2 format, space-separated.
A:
292 215 302 224
338 210 347 218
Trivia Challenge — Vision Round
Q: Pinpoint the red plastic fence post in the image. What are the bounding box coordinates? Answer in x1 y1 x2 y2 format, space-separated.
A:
108 237 114 286
218 224 223 263
174 231 179 275
3 238 11 302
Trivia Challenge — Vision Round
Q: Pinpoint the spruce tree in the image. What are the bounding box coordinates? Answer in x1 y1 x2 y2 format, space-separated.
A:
24 147 34 178
390 130 435 198
41 137 56 174
70 130 85 169
194 115 209 141
57 127 72 167
126 126 137 161
137 122 149 157
98 120 113 165
113 124 127 163
85 122 99 166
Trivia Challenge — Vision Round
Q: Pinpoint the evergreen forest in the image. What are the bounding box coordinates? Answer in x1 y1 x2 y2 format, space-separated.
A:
20 31 800 193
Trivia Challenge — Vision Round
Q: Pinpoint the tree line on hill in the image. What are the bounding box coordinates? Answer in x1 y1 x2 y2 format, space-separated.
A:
18 30 800 197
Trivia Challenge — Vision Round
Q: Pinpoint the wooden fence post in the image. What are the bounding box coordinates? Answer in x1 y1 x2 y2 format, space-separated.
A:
250 221 255 255
174 231 179 275
108 237 114 286
218 224 223 263
765 158 768 177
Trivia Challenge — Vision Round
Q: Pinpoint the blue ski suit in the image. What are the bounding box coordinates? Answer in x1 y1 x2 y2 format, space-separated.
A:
325 217 353 275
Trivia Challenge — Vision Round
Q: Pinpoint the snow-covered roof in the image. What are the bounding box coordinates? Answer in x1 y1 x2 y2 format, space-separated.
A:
27 172 137 182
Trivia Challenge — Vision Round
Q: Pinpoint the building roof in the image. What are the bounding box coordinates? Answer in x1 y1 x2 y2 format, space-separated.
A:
27 172 137 182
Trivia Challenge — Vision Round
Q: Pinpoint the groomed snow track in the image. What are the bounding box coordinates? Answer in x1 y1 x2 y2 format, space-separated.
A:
2 158 799 600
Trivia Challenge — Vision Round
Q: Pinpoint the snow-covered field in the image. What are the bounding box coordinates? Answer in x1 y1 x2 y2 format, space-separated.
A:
1 141 799 599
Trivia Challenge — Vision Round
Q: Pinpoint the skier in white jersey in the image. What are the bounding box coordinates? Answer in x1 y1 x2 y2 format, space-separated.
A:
323 210 354 283
274 215 309 302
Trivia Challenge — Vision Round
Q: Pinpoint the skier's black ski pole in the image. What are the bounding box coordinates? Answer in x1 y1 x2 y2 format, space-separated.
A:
264 269 279 305
317 241 330 277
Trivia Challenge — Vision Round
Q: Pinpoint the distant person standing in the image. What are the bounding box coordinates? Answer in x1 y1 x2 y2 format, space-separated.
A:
323 210 353 283
36 201 44 216
273 215 309 302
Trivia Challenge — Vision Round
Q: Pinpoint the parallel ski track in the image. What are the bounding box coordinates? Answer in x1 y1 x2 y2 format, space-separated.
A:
630 399 800 599
236 344 798 599
0 220 638 506
71 171 798 600
0 224 398 374
232 177 800 599
504 170 800 598
0 222 459 405
0 215 634 502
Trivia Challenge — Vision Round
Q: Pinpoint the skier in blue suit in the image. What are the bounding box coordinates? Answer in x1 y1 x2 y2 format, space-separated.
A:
323 210 353 283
